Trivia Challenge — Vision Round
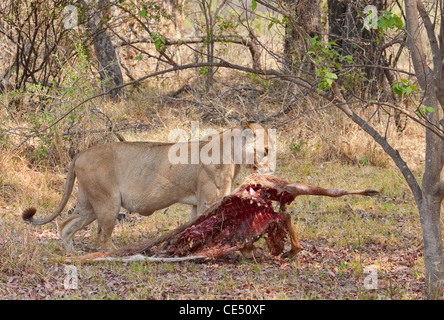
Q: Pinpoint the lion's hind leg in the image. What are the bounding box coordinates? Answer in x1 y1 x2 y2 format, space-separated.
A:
59 202 96 254
93 199 121 252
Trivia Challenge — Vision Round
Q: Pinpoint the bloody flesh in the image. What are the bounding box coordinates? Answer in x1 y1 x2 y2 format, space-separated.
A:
164 175 295 258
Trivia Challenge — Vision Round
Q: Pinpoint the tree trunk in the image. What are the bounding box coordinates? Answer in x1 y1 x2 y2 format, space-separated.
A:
327 0 388 97
327 0 347 48
404 0 444 298
200 0 214 92
418 194 444 297
419 93 444 298
284 0 321 72
84 0 124 100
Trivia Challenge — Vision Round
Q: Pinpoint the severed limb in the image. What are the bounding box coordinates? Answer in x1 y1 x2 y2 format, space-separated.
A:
285 183 379 198
279 204 302 259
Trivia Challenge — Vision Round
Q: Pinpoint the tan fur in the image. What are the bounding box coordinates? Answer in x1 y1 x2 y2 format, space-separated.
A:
23 122 271 254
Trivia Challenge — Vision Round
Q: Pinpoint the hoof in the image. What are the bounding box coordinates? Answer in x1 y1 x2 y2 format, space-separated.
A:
281 249 300 259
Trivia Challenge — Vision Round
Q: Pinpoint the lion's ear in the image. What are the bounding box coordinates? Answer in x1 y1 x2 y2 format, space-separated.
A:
240 120 249 129
240 120 255 130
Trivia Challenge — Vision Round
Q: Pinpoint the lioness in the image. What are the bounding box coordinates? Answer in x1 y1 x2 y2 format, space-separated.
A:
23 122 273 253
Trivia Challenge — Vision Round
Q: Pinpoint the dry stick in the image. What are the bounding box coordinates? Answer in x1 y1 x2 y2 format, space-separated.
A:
119 35 262 69
342 64 415 77
416 0 441 71
67 252 207 263
92 254 208 263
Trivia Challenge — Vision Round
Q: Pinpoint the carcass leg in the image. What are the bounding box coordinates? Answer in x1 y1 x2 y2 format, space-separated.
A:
239 244 258 259
280 204 301 259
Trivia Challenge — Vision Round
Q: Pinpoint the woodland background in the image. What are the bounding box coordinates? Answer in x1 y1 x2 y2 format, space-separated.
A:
1 0 443 299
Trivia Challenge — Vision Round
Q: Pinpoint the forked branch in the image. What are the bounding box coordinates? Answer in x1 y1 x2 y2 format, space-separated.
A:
331 82 423 204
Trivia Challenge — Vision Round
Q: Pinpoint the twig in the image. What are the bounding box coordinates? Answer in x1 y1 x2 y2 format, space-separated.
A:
118 35 262 69
92 254 207 263
342 64 415 77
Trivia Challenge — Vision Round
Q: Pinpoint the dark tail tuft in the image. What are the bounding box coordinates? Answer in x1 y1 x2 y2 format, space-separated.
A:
363 189 379 197
22 207 37 221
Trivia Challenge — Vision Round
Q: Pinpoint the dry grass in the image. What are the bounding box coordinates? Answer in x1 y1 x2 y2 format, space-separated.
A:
0 77 432 300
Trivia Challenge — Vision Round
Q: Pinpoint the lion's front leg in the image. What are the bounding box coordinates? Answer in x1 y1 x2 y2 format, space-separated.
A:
190 205 198 221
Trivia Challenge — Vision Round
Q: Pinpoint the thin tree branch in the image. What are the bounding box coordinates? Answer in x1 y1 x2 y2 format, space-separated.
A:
416 0 441 73
119 35 262 69
342 64 416 77
110 0 177 67
331 82 423 204
373 101 444 140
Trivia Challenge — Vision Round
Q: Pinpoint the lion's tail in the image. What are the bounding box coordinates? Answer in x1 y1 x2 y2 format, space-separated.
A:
22 155 78 225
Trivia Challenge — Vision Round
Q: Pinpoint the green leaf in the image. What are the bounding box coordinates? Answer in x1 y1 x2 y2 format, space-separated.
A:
392 85 402 96
138 9 147 18
394 16 404 29
425 106 435 113
416 106 435 118
281 16 290 25
150 33 166 52
377 18 387 29
326 72 338 79
310 36 319 46
251 0 257 11
198 67 209 75
392 79 416 97
268 17 280 30
403 86 412 95
377 10 404 32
